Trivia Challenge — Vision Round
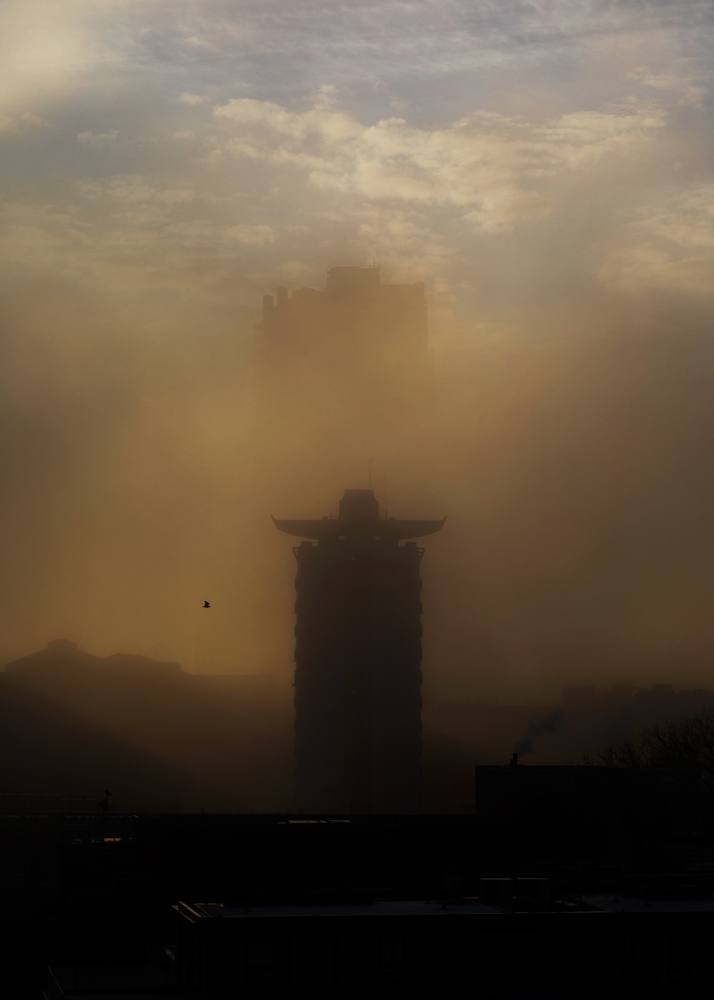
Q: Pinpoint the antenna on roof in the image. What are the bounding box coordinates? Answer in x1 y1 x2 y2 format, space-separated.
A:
368 457 374 489
383 473 387 516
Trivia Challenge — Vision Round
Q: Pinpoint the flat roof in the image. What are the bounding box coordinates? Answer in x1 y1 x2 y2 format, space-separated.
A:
584 895 714 914
179 898 714 920
184 900 504 918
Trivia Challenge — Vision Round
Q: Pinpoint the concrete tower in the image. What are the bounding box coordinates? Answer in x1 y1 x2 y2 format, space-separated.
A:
273 489 445 814
260 266 428 360
258 267 432 423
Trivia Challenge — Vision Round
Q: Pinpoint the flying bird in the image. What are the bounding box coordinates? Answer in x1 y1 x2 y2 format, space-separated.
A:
203 601 211 608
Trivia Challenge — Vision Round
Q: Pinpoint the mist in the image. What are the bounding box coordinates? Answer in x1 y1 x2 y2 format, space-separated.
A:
1 0 713 757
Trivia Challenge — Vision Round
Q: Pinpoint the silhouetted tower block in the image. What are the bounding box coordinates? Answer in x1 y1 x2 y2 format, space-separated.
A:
261 266 427 351
258 267 431 415
273 489 445 815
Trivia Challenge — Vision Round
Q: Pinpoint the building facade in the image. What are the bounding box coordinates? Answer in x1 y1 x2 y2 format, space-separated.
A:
260 265 428 358
273 488 445 814
258 266 432 421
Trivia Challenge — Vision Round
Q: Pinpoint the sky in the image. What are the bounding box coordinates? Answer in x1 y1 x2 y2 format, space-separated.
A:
1 1 713 701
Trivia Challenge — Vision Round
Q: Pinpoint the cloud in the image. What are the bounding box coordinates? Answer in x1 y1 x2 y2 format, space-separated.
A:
225 224 274 245
0 174 273 290
77 129 119 151
177 92 208 105
627 66 706 108
0 110 48 134
102 0 714 103
463 190 550 236
599 186 714 293
79 175 196 205
0 1 94 117
214 97 665 234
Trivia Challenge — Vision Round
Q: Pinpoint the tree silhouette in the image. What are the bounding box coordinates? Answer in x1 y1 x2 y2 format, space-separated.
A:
584 710 714 837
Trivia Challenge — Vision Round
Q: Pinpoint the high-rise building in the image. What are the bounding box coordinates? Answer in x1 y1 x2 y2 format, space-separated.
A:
273 488 445 814
261 265 427 356
258 266 431 414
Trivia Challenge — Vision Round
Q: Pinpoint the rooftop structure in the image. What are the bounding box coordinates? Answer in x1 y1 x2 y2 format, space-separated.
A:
272 487 445 543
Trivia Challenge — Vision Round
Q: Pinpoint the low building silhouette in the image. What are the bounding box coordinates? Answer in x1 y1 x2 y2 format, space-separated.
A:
2 803 714 996
6 638 182 678
475 761 661 866
274 488 445 814
1 640 293 813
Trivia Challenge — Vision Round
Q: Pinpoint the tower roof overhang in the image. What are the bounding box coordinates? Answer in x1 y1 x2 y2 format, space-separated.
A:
271 516 446 541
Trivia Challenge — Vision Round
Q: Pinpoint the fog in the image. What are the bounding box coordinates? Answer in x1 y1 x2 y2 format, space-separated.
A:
1 1 713 758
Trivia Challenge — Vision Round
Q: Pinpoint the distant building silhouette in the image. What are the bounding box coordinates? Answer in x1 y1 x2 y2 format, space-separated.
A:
5 639 182 677
1 640 294 813
258 266 432 418
261 265 427 354
273 488 445 814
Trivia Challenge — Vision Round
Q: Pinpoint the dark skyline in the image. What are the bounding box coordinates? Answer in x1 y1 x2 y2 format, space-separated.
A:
1 5 713 996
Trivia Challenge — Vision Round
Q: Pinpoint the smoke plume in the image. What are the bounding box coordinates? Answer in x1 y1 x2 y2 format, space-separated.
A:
514 711 566 757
